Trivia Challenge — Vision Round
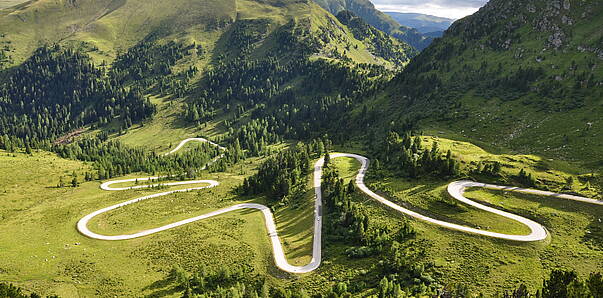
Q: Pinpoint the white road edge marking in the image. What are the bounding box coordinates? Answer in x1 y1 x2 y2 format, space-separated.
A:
77 141 603 273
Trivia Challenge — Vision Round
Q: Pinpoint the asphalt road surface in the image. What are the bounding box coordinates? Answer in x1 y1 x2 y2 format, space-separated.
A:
77 140 602 273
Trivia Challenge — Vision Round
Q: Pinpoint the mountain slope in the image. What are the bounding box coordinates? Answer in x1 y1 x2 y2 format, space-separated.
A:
312 0 435 50
385 12 453 34
312 0 398 33
335 10 415 64
374 0 603 166
0 0 412 67
0 0 414 144
0 0 236 63
390 25 434 50
0 0 415 82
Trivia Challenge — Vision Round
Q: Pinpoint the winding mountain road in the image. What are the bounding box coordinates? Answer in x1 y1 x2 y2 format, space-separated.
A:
77 139 603 273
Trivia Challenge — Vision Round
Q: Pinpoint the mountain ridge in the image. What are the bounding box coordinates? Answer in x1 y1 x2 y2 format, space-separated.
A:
312 0 436 50
0 0 415 67
384 11 453 34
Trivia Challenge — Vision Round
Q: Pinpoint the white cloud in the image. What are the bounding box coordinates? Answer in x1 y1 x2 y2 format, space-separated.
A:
373 0 487 20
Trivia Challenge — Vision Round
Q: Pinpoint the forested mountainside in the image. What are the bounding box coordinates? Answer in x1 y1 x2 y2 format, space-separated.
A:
377 0 603 166
0 0 412 145
312 0 436 50
0 45 155 141
390 26 435 51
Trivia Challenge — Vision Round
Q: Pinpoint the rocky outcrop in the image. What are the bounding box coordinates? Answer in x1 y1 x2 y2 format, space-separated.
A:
448 0 597 51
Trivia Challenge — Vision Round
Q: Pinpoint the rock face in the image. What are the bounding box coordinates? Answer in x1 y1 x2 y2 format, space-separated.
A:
447 0 599 51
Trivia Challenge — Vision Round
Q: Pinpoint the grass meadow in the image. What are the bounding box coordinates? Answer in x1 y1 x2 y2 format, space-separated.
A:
1 137 601 296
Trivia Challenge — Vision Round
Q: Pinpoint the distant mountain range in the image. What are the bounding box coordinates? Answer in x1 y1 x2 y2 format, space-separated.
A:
313 0 438 50
384 12 454 35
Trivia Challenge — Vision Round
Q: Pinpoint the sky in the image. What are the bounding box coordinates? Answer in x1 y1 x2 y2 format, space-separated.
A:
373 0 489 20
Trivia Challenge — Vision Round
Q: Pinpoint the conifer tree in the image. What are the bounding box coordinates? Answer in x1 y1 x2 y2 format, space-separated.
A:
71 172 79 187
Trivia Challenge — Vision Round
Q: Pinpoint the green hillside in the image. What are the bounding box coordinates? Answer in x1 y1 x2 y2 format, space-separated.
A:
375 0 603 169
390 25 434 51
0 0 413 147
1 0 603 297
0 0 411 66
335 10 414 64
0 0 234 63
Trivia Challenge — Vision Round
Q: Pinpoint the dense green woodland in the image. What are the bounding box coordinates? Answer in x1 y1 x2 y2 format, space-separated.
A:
186 54 391 132
0 38 204 147
241 143 314 204
185 53 394 152
369 132 459 179
0 45 155 142
111 39 199 98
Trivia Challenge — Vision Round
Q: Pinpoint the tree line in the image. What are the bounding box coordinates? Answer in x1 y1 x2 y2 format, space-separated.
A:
201 57 394 153
0 34 12 70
